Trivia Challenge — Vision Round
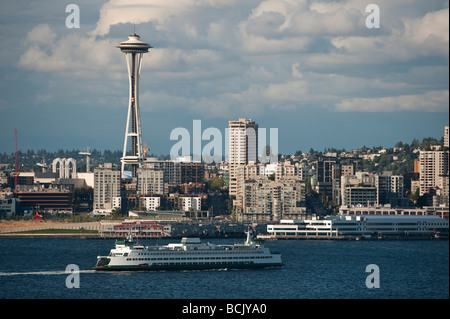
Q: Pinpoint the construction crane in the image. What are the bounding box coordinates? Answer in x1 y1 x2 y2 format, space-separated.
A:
14 129 18 189
143 142 150 158
36 158 49 173
79 146 92 172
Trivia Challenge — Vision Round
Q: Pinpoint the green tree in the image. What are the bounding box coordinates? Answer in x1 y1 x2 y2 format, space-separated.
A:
206 177 224 191
305 178 313 195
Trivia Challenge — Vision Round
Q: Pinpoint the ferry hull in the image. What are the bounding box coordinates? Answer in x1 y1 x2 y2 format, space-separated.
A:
94 261 282 271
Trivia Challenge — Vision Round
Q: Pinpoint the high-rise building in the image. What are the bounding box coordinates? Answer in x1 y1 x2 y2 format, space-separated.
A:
444 126 449 148
94 163 121 213
144 159 181 191
315 155 337 202
137 167 164 195
228 118 258 199
240 176 306 222
419 148 449 198
117 33 151 177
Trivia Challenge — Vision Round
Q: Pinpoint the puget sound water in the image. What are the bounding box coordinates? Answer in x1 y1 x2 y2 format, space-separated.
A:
0 237 448 299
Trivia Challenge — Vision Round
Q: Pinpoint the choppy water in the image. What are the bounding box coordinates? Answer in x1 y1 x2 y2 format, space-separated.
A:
0 238 448 299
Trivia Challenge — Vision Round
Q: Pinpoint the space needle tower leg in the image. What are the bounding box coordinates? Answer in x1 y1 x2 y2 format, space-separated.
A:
117 32 151 178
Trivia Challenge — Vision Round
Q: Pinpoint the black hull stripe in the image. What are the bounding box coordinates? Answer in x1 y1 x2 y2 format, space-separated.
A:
94 263 282 271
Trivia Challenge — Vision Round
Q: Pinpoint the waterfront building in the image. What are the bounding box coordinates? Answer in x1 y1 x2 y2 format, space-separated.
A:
339 205 449 221
100 220 170 238
94 163 121 214
266 215 449 238
15 184 73 213
0 195 21 217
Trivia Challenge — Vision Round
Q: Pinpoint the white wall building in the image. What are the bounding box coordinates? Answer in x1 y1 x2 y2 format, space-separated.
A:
94 163 121 214
143 197 161 211
179 197 201 211
267 215 448 238
112 197 121 210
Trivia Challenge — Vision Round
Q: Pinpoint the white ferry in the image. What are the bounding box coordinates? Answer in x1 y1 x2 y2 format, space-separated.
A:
94 231 282 271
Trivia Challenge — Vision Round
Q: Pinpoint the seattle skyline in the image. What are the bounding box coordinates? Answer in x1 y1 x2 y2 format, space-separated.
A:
0 0 448 156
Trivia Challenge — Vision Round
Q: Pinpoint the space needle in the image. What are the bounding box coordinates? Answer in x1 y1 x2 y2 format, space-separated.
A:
117 31 151 178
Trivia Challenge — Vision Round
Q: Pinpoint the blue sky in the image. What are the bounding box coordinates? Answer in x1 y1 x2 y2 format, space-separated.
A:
0 0 448 157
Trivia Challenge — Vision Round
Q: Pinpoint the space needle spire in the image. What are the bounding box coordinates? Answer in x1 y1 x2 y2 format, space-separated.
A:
117 31 151 178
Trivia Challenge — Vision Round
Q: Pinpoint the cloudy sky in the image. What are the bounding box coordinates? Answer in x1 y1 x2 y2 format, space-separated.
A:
0 0 448 157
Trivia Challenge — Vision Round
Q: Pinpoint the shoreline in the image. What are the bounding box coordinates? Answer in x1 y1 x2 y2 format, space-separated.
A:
0 232 447 240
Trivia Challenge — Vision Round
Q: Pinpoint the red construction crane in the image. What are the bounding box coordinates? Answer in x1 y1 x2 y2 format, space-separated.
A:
14 128 18 189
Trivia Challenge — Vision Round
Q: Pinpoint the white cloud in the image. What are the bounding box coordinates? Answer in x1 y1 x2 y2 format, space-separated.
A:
403 8 449 55
336 90 449 112
25 24 56 44
91 0 251 37
16 0 450 118
19 26 122 78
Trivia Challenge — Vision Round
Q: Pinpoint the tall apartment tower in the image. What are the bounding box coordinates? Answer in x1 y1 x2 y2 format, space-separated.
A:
228 118 258 199
419 148 449 196
444 125 449 148
94 163 121 213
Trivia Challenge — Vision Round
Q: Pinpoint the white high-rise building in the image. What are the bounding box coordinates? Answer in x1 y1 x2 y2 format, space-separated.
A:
419 149 449 196
444 125 449 148
228 118 258 199
94 163 121 213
